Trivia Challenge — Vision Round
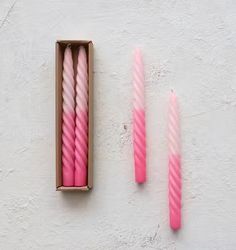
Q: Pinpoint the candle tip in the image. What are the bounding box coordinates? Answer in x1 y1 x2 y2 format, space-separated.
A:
134 47 142 56
78 46 86 60
133 48 143 64
79 46 86 53
170 90 178 103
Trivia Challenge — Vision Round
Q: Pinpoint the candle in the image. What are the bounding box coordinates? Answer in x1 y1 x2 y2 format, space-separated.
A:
62 46 75 186
74 46 88 186
133 48 146 183
168 91 181 230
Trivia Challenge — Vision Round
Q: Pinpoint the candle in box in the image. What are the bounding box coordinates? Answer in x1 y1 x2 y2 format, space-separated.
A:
75 46 89 186
62 46 76 186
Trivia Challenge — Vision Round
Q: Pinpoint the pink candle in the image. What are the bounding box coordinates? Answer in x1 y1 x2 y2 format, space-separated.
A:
133 48 146 183
62 46 75 186
74 46 88 186
168 91 181 230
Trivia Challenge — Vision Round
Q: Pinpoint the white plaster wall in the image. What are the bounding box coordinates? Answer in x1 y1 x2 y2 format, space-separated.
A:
0 0 236 249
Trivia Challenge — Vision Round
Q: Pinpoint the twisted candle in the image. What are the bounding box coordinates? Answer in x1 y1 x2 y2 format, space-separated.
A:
74 46 88 186
133 48 146 183
62 46 75 186
168 91 181 230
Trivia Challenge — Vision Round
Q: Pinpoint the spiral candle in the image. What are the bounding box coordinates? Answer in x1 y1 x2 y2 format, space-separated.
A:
133 48 146 183
168 91 181 230
62 46 75 186
74 46 88 186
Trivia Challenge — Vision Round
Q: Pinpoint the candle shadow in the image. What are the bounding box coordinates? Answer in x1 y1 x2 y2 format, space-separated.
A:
136 183 146 189
59 189 93 208
171 228 181 235
135 182 147 193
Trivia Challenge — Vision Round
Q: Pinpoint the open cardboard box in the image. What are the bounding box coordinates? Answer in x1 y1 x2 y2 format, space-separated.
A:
55 40 93 191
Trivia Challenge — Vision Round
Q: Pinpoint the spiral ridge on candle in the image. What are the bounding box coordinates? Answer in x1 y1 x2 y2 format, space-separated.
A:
133 49 146 183
62 47 75 186
133 50 145 110
168 92 181 230
75 46 88 186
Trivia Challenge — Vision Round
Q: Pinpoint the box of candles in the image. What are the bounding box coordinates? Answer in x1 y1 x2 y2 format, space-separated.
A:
55 40 93 191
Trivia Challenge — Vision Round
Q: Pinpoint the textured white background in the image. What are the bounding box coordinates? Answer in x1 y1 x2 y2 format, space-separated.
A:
0 0 236 249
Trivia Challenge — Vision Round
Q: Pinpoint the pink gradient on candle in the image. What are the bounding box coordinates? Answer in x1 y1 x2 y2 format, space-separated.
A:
133 109 146 183
133 48 146 183
168 91 181 230
74 46 88 186
62 47 75 186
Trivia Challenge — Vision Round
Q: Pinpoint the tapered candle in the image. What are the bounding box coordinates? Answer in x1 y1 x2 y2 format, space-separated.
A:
74 46 88 186
133 49 146 183
62 46 75 186
168 91 181 230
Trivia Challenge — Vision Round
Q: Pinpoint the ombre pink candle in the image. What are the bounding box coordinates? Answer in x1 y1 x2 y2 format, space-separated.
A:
62 46 75 186
133 49 146 183
168 91 181 230
74 46 88 186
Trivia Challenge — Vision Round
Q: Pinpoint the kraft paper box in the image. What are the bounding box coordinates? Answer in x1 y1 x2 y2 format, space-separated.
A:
55 40 93 191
